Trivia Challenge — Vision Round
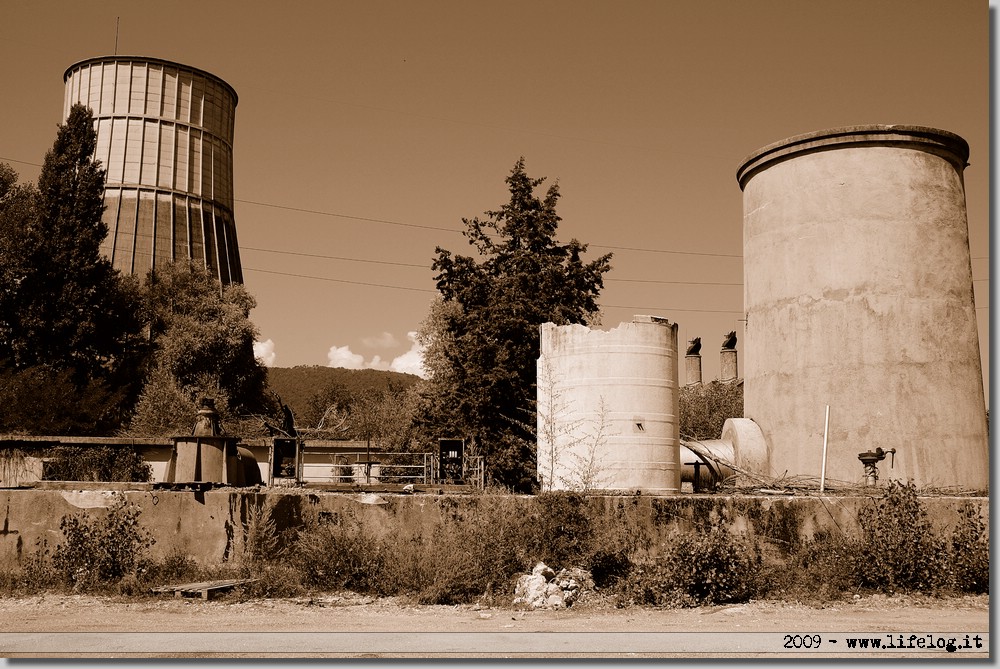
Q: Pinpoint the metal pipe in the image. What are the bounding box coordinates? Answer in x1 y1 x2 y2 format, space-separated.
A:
820 405 830 492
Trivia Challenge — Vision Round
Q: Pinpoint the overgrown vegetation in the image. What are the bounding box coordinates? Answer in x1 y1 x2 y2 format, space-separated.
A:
679 380 743 441
852 480 951 593
53 497 154 592
616 523 767 607
3 484 988 608
41 445 151 483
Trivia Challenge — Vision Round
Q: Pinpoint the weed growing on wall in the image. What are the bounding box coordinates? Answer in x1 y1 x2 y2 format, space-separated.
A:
236 496 306 598
242 497 281 567
5 539 61 593
51 494 155 592
0 448 30 487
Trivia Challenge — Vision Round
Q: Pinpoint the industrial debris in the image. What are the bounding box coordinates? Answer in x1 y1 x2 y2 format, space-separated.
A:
513 562 595 609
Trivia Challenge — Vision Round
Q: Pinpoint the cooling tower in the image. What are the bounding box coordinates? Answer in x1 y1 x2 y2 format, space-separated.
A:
736 125 988 489
63 56 242 284
537 315 681 494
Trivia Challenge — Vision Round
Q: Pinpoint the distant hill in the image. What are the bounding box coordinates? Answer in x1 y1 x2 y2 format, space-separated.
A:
266 366 421 422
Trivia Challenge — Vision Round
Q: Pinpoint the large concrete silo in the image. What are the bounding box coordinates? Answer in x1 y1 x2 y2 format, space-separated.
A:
537 315 681 494
63 56 242 284
736 125 988 489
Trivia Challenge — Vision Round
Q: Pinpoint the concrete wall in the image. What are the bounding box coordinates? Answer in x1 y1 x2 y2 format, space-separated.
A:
537 315 681 494
737 126 988 489
0 488 986 570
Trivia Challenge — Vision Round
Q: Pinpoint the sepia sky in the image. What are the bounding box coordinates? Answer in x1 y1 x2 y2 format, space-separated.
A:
0 0 990 399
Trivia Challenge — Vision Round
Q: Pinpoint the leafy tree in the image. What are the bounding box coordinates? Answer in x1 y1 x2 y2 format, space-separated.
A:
300 381 353 433
127 261 275 437
417 158 612 491
347 386 418 452
0 365 123 435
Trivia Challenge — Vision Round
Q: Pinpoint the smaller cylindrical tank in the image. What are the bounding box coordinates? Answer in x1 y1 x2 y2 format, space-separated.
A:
537 315 680 494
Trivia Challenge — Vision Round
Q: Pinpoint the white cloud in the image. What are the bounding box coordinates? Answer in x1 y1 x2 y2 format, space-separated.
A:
254 339 277 367
327 345 365 369
363 332 399 349
367 354 390 371
327 333 427 377
389 332 427 378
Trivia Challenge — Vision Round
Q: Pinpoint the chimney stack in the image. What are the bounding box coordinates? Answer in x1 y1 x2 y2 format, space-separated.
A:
720 331 738 382
685 337 702 385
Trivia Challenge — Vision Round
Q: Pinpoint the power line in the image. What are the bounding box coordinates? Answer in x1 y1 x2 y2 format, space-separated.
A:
236 197 744 258
0 154 978 262
242 245 742 285
0 156 42 168
609 277 741 286
241 246 430 269
244 266 746 313
593 243 740 258
602 303 743 314
242 266 436 293
236 198 458 234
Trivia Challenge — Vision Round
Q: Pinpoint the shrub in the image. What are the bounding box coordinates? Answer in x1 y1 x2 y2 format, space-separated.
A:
407 495 532 604
852 480 950 594
242 497 281 567
7 539 61 593
234 496 306 598
147 549 202 583
784 531 856 601
291 517 387 594
615 524 767 608
51 494 155 592
950 503 989 594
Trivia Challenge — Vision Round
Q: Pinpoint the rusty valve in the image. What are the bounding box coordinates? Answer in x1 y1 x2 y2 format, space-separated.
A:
858 447 896 486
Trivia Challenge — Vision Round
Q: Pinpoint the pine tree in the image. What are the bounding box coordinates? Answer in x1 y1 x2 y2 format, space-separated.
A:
0 104 142 378
0 105 144 434
417 158 612 491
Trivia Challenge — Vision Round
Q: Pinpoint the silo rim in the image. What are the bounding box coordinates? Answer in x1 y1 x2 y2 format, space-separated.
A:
63 55 238 106
736 124 970 191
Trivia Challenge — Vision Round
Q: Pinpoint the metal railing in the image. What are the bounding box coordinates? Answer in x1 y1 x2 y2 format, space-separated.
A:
317 452 484 487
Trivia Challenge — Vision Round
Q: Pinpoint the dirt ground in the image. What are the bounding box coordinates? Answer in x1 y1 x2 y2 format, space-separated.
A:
0 592 989 659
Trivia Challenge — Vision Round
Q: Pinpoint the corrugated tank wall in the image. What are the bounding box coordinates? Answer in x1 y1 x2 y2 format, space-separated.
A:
537 315 681 494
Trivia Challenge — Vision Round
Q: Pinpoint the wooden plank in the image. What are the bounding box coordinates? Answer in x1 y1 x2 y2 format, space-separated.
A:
152 578 256 598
